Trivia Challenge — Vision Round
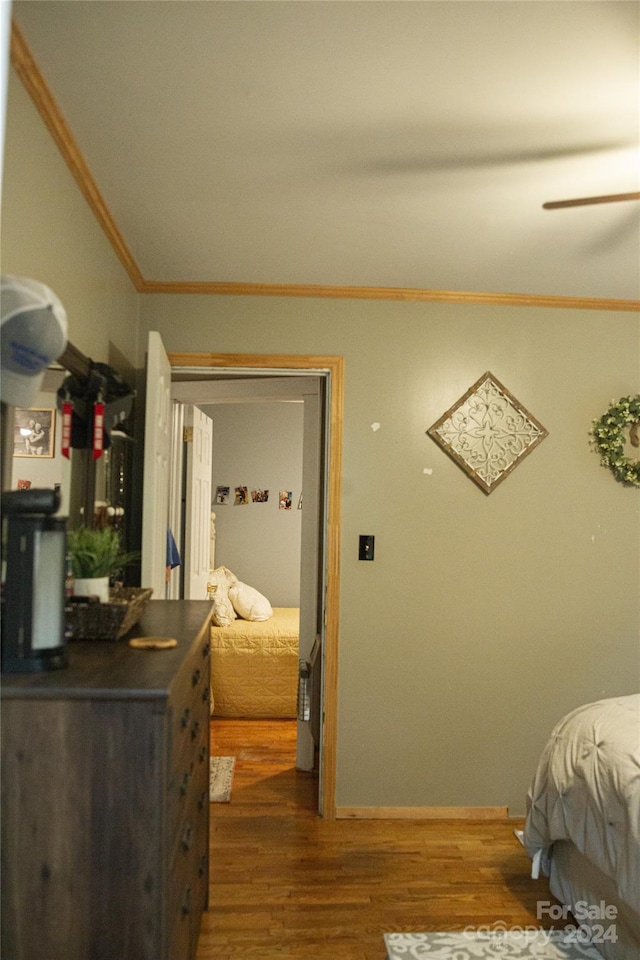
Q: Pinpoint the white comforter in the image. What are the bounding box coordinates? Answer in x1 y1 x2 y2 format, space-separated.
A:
523 694 640 913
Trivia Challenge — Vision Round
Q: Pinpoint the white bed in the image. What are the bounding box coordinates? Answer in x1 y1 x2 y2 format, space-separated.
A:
523 694 640 960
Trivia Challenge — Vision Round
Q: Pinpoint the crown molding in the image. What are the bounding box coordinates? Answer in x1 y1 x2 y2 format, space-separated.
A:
11 21 640 314
139 278 640 312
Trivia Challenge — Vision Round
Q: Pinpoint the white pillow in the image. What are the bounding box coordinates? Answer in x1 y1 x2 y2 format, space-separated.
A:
207 567 237 627
218 566 238 586
210 593 235 627
228 581 273 621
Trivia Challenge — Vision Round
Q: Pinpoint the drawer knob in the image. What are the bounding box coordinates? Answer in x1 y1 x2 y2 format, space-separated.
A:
181 887 192 916
182 825 193 852
192 668 201 686
191 720 201 741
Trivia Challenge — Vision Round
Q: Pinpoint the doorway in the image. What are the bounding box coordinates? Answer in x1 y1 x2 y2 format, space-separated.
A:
167 351 343 821
175 380 315 776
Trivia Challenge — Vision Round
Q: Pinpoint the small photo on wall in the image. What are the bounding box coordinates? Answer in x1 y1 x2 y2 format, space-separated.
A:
279 490 292 510
13 408 56 458
215 485 231 504
235 486 249 505
251 489 269 503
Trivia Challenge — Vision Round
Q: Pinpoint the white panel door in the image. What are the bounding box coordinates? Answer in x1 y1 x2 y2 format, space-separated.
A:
141 332 172 599
183 405 213 599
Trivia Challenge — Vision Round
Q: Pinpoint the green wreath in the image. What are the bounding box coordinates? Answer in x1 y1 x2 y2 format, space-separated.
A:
590 394 640 488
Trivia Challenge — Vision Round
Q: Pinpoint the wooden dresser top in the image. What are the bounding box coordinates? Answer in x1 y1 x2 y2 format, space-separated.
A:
1 600 213 700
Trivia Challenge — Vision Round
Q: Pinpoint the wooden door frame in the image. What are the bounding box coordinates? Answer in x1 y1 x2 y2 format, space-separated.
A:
168 352 343 820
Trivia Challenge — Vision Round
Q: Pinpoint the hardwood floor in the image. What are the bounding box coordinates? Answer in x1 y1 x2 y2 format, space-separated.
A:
198 718 556 960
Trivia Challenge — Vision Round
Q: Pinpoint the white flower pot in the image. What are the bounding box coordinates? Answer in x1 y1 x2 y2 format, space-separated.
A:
73 576 110 603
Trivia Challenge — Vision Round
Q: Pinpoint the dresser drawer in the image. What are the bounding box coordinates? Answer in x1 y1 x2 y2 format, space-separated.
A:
168 786 209 960
168 636 210 854
169 635 211 771
169 717 209 864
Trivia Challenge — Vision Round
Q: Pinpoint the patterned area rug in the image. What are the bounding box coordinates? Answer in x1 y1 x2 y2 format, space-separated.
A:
384 931 605 959
209 756 235 802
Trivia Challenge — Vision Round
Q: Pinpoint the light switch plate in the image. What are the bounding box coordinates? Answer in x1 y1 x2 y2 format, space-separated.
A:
359 535 375 561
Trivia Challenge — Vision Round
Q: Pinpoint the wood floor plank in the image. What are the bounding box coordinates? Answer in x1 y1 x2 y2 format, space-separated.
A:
198 718 556 960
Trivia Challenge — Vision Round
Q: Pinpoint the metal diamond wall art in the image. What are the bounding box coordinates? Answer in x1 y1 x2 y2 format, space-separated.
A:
427 372 548 494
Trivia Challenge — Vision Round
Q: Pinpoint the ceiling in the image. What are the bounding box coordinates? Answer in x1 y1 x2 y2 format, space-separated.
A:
10 0 640 305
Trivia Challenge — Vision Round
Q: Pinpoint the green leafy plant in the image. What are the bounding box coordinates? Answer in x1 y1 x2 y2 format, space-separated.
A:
590 394 640 488
67 526 139 579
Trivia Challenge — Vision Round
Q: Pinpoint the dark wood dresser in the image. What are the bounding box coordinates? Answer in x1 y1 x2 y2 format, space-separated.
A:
1 600 213 960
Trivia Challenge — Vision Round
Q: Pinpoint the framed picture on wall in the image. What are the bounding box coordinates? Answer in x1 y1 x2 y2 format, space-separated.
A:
13 408 56 458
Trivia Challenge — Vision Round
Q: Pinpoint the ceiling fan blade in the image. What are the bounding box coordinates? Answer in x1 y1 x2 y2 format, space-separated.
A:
543 191 640 210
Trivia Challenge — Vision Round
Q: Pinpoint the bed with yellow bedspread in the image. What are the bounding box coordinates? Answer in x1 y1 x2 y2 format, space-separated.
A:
210 607 299 718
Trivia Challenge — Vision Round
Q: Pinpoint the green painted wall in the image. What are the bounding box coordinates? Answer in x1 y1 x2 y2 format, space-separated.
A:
139 294 640 814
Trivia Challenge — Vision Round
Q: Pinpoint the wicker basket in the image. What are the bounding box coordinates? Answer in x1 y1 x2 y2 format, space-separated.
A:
66 587 153 641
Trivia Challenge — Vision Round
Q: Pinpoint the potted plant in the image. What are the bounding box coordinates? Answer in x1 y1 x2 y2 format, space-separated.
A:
67 526 138 602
